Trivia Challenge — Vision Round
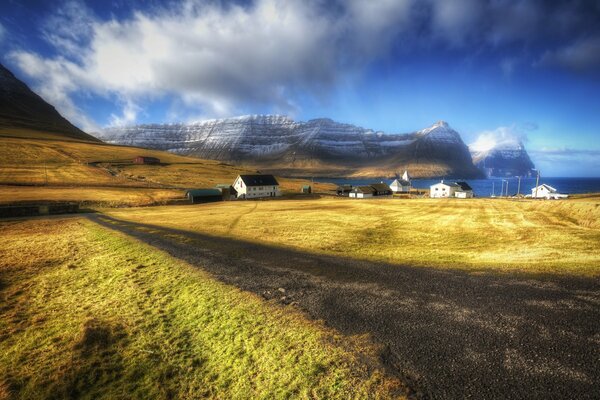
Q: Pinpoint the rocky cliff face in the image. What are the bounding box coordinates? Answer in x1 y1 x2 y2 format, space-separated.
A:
0 63 98 141
99 116 482 178
470 138 536 178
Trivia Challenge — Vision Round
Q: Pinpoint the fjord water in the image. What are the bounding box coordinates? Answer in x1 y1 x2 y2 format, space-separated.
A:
314 177 600 197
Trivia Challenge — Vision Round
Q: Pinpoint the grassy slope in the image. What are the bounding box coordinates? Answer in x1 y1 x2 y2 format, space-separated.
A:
0 131 335 205
105 197 600 276
0 217 403 399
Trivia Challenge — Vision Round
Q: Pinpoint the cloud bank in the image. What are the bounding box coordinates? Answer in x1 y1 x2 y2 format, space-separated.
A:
6 0 600 130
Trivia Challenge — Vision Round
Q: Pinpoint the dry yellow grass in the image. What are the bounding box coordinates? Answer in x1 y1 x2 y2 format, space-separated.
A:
105 197 600 276
0 134 335 205
0 186 184 206
0 217 404 399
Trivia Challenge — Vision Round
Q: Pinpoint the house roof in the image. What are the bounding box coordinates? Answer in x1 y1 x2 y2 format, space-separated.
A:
186 189 222 197
301 185 311 189
391 179 410 186
455 181 473 191
432 182 460 188
353 185 376 193
371 183 391 192
238 174 279 186
533 184 557 192
337 184 353 190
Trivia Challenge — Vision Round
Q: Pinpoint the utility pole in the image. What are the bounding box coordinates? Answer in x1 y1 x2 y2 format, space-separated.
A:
506 180 509 197
44 162 48 186
517 176 521 197
534 170 540 198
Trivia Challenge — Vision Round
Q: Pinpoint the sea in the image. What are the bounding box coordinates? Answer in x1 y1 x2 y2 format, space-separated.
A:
312 177 600 197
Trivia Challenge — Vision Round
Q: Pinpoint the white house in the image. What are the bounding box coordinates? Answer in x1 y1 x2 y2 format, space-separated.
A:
530 184 568 199
430 181 460 198
454 182 474 198
390 179 411 193
430 181 474 198
349 186 376 198
233 174 280 199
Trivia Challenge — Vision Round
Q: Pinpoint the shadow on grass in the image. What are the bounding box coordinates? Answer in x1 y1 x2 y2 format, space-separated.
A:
88 213 600 400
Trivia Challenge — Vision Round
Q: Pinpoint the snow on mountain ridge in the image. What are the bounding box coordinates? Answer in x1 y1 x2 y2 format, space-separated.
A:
99 115 482 177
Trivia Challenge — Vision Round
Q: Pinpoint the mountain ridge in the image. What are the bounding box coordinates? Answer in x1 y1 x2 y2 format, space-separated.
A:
99 115 484 178
0 63 99 142
469 136 536 178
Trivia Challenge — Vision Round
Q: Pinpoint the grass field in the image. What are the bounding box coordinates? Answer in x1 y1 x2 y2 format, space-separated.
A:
0 132 335 206
0 217 403 399
105 196 600 276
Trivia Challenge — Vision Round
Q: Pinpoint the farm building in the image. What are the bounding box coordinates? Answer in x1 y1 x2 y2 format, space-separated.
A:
215 184 237 200
336 185 353 196
430 181 474 198
390 179 411 193
134 156 160 164
349 186 376 198
301 185 312 194
530 184 568 199
186 189 223 204
455 182 474 198
430 181 460 198
233 174 280 199
371 183 392 196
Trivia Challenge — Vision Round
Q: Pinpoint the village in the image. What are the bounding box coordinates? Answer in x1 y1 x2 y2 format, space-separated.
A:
167 157 570 204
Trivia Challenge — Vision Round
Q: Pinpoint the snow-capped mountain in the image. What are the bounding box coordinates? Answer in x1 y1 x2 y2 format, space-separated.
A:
469 134 535 177
99 116 482 178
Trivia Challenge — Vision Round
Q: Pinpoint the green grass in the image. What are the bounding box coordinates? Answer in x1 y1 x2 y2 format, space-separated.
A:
0 218 403 399
104 197 600 276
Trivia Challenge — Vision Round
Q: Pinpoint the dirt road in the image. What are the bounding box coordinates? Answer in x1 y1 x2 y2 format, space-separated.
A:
91 214 600 399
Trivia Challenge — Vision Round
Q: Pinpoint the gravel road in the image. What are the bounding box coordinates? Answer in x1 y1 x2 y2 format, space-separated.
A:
91 214 600 399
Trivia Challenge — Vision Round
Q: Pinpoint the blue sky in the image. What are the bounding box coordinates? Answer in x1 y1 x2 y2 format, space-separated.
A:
1 0 599 176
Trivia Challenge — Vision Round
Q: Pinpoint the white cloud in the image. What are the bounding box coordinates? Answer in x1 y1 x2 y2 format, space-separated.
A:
109 98 142 127
469 126 527 153
10 0 349 125
7 0 600 130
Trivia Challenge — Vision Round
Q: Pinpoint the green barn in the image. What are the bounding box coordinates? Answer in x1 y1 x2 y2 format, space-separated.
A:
186 189 223 204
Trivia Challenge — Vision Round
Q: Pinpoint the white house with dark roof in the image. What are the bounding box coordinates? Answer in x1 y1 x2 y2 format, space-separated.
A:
454 181 474 198
390 178 411 193
349 186 376 198
233 174 280 199
430 181 474 198
530 184 568 199
430 181 460 198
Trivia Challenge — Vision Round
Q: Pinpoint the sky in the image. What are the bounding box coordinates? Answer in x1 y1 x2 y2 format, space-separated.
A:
1 0 599 176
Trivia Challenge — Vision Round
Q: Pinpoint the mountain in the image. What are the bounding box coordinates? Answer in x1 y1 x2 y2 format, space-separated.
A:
99 116 482 178
469 136 536 178
0 63 99 142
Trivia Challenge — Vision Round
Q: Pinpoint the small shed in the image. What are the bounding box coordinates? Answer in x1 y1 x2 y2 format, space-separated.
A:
350 186 376 198
301 185 312 194
186 189 223 204
336 185 353 196
134 156 160 165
